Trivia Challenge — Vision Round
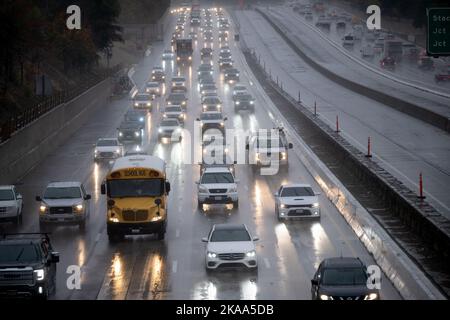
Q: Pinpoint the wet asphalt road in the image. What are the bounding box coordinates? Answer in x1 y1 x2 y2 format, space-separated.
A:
0 8 401 300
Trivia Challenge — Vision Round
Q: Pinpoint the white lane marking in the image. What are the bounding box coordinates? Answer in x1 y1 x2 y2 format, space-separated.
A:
176 229 180 238
172 260 178 273
263 258 271 269
95 233 101 243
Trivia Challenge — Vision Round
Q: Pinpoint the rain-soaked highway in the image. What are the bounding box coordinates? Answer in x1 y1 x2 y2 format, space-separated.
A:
0 7 402 300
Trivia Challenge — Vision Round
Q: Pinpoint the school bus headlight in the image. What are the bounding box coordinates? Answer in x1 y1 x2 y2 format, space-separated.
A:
151 216 163 222
109 217 119 223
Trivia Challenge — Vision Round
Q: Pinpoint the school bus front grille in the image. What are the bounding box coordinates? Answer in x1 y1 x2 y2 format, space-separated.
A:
122 210 149 222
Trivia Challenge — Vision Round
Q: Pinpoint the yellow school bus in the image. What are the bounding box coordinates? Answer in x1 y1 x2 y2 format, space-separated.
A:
101 155 171 241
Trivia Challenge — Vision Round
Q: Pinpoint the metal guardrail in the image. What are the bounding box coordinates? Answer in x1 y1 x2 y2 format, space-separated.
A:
0 65 121 143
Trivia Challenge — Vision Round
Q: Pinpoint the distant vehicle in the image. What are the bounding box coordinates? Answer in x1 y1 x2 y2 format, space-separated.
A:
197 112 227 133
202 96 222 112
200 83 217 97
305 11 313 20
417 56 435 71
234 93 255 112
384 40 403 62
199 75 215 90
342 34 355 47
224 68 240 84
311 257 380 300
219 58 234 70
175 38 193 64
133 93 152 112
380 56 396 70
117 121 143 143
189 32 198 40
435 65 450 83
316 16 331 30
166 92 188 108
124 110 146 128
101 155 171 241
246 127 293 168
336 19 346 29
198 63 214 78
219 51 232 60
163 105 185 124
202 224 258 270
0 233 59 299
274 184 320 220
196 167 239 209
162 49 175 60
170 85 187 94
171 76 186 87
151 67 165 83
190 16 201 25
0 185 23 225
219 31 228 43
145 81 161 97
232 85 248 100
360 45 374 58
94 138 123 162
402 43 419 62
203 31 214 42
201 47 213 59
36 181 91 229
373 37 385 53
158 118 183 142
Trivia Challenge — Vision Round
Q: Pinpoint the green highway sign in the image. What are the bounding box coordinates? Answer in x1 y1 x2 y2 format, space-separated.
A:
427 8 450 56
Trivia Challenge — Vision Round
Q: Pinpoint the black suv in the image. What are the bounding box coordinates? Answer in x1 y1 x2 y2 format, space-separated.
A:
0 233 59 299
311 257 380 300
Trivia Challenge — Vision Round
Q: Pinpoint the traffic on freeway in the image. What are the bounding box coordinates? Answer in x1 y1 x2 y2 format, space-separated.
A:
0 0 449 307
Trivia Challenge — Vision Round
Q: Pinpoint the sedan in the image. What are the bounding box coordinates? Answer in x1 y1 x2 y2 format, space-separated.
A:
202 224 259 270
274 183 320 220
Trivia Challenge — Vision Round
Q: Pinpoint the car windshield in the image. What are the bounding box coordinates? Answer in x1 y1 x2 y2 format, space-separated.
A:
257 137 283 148
234 86 246 91
322 267 368 286
204 98 219 104
0 244 41 263
135 95 149 101
97 140 118 147
166 107 181 113
281 187 314 197
0 189 14 201
210 229 251 242
201 113 222 120
161 119 179 126
201 172 234 183
168 94 185 100
44 186 81 199
107 179 164 197
126 114 143 121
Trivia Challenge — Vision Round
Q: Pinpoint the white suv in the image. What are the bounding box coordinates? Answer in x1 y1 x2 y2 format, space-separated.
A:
94 138 123 162
36 181 91 229
0 185 23 225
196 167 238 209
202 224 259 270
274 183 321 220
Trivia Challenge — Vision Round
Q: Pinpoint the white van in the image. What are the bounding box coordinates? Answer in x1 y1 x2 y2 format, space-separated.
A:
342 34 355 47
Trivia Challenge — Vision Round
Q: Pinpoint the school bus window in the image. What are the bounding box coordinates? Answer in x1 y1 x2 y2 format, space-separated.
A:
107 179 164 197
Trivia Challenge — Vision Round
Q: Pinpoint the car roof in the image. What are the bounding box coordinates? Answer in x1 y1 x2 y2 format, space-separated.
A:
322 257 365 268
97 138 118 142
281 183 312 189
213 224 247 231
203 166 232 173
46 181 82 188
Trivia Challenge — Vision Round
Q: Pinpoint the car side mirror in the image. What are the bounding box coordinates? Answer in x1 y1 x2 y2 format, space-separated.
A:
224 117 228 121
17 194 23 200
165 181 171 193
195 181 199 184
35 196 42 202
201 237 208 243
311 279 319 286
245 144 249 150
50 252 60 263
100 183 106 195
84 194 91 200
315 192 321 196
234 179 240 183
288 143 293 149
252 236 259 241
274 192 278 197
196 118 200 121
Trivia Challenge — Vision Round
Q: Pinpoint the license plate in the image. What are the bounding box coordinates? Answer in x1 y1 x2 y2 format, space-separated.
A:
215 196 223 200
296 209 304 214
131 229 141 234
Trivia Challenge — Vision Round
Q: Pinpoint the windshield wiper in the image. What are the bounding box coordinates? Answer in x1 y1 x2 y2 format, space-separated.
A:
15 247 25 261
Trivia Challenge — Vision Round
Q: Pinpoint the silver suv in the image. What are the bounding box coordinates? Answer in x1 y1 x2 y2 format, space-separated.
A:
36 182 91 230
